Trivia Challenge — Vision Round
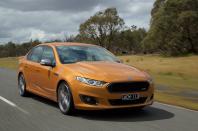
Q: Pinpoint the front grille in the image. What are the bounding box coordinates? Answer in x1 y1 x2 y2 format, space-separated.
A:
109 97 147 106
107 81 150 93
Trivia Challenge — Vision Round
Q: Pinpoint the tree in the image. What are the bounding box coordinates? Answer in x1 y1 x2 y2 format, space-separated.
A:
142 0 198 56
177 11 198 53
78 8 125 49
116 27 147 54
151 0 166 17
0 40 41 58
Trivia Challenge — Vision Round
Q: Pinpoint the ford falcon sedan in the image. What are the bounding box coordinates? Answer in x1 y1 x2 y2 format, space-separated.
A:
18 42 154 115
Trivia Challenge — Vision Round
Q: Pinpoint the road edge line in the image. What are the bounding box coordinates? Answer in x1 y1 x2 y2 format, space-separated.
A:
0 96 16 107
0 96 29 115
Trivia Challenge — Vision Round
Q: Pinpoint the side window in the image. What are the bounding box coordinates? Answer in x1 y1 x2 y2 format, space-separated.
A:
42 46 56 64
28 46 43 63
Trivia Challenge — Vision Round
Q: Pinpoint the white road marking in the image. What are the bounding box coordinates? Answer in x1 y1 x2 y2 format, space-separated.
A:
0 96 16 107
15 106 30 115
0 96 29 115
156 102 198 113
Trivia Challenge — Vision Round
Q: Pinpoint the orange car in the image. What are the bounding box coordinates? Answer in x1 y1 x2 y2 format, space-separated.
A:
18 42 154 114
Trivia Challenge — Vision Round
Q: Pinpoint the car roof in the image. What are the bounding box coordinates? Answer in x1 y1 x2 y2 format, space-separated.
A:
39 42 98 47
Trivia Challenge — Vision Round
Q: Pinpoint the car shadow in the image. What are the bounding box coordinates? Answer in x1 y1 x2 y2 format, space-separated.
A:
29 93 58 108
76 107 174 122
29 93 174 122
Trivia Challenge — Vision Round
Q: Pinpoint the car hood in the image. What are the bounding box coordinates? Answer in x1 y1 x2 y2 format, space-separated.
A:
65 61 148 82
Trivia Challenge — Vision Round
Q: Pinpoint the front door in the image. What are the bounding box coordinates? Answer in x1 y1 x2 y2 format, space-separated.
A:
36 46 58 99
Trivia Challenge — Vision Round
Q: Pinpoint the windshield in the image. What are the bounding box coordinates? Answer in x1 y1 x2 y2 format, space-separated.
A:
56 45 119 64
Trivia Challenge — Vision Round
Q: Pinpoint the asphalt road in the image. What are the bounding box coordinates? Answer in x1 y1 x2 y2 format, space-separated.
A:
0 68 197 131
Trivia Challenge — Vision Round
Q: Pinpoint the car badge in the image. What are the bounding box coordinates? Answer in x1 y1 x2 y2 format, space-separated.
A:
128 76 132 81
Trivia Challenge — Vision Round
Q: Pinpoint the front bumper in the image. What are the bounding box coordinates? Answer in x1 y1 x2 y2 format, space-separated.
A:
70 81 154 110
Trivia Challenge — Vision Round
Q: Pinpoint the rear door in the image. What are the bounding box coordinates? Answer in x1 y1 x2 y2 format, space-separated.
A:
25 46 44 92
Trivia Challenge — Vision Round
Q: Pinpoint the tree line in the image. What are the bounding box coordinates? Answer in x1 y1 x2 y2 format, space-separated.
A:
0 0 197 58
142 0 198 56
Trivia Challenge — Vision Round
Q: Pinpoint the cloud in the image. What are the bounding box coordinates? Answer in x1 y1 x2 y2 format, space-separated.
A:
0 0 155 43
0 0 99 12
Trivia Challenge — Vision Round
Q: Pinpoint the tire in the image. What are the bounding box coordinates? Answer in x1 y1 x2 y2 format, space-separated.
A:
18 73 28 97
57 82 75 115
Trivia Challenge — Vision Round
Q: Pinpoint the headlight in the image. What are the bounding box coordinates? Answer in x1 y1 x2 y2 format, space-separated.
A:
142 71 153 84
148 77 153 84
76 76 106 87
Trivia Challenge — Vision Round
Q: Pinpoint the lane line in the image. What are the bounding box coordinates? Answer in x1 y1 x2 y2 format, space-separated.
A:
0 96 29 115
0 96 16 107
15 106 30 115
156 102 198 113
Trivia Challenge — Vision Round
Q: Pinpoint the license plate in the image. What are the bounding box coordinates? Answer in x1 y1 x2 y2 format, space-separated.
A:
122 93 140 101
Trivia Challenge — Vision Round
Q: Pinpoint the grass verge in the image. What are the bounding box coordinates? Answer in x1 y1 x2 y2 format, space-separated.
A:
155 91 198 110
0 57 18 70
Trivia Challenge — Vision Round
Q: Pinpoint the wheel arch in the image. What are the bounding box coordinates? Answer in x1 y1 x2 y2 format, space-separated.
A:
18 71 23 80
56 79 75 109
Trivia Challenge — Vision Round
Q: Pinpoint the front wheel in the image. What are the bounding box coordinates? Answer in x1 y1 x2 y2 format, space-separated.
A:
58 82 74 115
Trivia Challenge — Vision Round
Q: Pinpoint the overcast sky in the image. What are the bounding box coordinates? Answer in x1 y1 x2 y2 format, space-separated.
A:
0 0 155 44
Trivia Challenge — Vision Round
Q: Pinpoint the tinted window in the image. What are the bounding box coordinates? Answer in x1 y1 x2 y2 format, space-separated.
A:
56 46 119 64
42 46 56 64
28 46 43 63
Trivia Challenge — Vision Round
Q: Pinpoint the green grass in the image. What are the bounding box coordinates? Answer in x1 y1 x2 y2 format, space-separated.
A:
0 55 198 110
155 91 198 111
0 57 18 70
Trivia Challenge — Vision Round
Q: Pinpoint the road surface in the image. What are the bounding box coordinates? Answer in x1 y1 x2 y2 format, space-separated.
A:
0 68 197 131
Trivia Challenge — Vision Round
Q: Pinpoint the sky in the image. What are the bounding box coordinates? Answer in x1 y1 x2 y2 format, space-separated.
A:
0 0 155 44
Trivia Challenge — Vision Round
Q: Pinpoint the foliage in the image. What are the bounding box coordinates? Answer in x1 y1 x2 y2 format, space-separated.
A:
142 0 198 56
77 8 147 54
0 40 41 58
78 8 125 49
114 27 147 54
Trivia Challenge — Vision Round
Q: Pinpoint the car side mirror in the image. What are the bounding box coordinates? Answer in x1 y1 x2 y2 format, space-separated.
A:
116 59 123 63
40 59 55 67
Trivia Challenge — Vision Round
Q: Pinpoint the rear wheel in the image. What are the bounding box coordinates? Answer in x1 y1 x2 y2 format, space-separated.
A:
18 74 28 96
58 82 74 115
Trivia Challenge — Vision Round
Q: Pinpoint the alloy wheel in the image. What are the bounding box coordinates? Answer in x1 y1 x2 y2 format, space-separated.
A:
58 83 72 114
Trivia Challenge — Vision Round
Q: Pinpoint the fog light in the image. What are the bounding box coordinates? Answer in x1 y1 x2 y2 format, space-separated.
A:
80 95 98 105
